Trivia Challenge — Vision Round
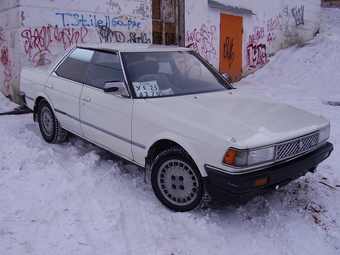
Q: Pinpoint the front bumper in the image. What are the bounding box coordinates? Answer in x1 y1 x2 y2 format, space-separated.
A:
204 142 333 204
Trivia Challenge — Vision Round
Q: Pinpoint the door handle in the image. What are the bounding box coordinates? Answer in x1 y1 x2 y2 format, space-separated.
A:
82 96 91 102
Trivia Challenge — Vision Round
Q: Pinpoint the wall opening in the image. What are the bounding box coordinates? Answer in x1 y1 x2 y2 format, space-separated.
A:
152 0 185 46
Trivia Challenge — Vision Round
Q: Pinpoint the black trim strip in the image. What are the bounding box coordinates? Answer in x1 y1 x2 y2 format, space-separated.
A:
55 108 146 149
26 95 34 101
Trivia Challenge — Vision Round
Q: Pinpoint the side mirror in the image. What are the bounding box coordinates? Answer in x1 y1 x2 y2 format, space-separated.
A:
103 81 129 97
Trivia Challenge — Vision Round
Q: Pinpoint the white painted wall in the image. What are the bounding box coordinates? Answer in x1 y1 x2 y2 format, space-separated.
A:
0 0 152 102
0 1 20 99
185 0 321 75
0 0 321 102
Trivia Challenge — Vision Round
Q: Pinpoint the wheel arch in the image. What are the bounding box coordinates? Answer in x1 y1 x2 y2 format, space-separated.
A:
145 137 208 184
33 95 55 122
146 139 184 163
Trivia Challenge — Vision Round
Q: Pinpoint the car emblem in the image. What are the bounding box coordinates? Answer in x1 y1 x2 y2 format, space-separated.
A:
298 140 303 151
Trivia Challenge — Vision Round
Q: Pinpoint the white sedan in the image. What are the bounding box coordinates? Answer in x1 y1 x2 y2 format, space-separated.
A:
19 43 333 212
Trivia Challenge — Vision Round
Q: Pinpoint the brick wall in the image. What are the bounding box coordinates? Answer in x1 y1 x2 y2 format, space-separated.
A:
322 0 340 7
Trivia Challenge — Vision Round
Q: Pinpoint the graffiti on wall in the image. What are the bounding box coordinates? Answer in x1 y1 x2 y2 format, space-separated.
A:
267 14 282 45
0 27 12 95
21 25 88 66
246 14 282 69
282 5 305 43
56 12 150 44
185 25 217 62
56 12 142 29
284 6 305 26
0 28 4 45
247 44 267 68
267 14 282 32
223 37 235 67
248 26 265 45
21 9 151 68
129 32 151 43
292 6 305 26
246 26 267 69
96 25 151 43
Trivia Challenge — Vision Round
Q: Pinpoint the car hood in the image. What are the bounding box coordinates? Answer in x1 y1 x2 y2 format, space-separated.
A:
145 89 328 147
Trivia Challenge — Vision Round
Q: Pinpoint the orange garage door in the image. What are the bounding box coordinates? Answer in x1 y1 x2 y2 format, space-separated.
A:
219 13 243 82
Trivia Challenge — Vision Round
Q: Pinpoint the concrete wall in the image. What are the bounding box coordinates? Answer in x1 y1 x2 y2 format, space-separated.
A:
185 0 321 75
0 1 20 100
0 0 321 103
0 0 152 102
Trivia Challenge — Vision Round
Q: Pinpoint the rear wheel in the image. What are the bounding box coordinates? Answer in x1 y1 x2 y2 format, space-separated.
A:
151 147 205 212
37 100 67 144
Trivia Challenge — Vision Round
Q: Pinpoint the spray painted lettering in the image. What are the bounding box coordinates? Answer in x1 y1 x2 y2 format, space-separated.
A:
0 27 12 95
284 6 305 26
96 25 125 42
0 28 4 46
21 25 88 65
246 12 282 69
21 26 52 65
96 25 150 43
292 6 304 26
186 25 217 62
56 12 141 29
223 37 235 67
0 46 12 95
248 26 265 45
247 44 267 68
267 14 282 32
267 33 276 45
247 26 267 68
128 32 151 43
265 14 282 45
54 26 88 48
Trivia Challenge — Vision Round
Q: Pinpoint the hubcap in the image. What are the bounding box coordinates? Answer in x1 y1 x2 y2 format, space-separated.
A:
41 106 54 136
157 159 199 206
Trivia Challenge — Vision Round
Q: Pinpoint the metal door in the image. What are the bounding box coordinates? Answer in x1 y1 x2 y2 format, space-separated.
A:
219 14 243 82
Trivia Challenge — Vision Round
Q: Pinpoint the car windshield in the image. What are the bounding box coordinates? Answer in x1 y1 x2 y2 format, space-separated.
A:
121 51 233 98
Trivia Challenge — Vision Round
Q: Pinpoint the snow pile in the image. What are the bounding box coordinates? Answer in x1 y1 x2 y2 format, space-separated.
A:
0 93 19 113
0 8 339 255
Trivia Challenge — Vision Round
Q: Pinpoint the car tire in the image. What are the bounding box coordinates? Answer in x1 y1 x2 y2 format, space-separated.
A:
37 100 67 144
151 147 205 212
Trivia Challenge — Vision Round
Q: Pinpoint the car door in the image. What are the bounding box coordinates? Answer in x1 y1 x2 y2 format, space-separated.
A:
79 51 134 160
46 48 94 136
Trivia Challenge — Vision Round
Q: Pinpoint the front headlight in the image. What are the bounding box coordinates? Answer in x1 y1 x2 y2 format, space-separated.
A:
223 146 275 167
318 126 330 144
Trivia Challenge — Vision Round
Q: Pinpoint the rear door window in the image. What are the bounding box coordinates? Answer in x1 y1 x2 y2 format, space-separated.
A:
55 48 94 83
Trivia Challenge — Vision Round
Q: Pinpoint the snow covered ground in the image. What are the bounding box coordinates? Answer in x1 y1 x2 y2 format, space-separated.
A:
0 95 19 113
1 8 339 255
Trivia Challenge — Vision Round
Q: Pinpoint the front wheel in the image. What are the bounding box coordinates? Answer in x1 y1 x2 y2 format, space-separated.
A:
151 147 205 212
37 100 67 144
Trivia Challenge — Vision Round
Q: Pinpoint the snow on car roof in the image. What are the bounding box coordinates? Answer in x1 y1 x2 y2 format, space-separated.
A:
77 43 191 53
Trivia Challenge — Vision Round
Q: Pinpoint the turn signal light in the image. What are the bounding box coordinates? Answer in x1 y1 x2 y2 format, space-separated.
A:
253 177 268 187
223 149 237 165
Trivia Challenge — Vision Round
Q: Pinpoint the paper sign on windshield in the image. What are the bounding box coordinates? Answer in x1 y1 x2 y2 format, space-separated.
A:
133 81 161 97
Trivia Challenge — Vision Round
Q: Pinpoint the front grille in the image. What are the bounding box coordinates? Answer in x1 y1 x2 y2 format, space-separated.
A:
275 133 319 161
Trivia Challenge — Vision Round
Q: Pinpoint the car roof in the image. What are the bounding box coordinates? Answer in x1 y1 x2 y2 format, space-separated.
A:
77 43 191 53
